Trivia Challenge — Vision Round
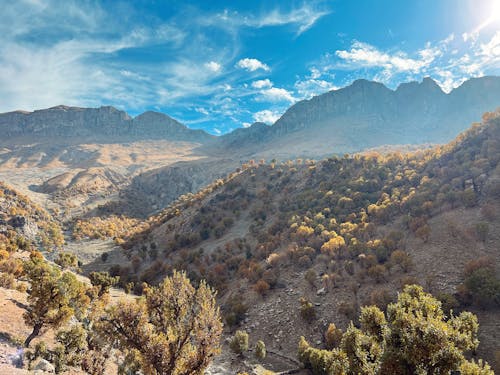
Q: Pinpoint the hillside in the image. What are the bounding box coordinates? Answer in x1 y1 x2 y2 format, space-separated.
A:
89 110 500 371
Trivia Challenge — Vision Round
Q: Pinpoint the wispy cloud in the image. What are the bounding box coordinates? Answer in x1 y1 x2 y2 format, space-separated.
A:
309 32 499 93
202 3 330 36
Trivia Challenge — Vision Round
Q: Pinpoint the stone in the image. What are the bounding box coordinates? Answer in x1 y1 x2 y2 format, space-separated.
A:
316 287 326 296
34 359 55 373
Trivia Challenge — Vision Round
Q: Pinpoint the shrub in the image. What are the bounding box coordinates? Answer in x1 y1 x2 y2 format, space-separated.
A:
253 279 270 296
305 268 316 287
255 340 266 360
300 297 316 323
325 323 343 349
475 222 489 242
89 271 119 297
54 252 78 269
367 264 386 283
464 268 500 309
230 330 249 356
298 285 493 374
436 292 460 314
390 250 413 272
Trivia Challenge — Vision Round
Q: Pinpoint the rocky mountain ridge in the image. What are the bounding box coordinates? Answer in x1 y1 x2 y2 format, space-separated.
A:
0 105 213 144
214 76 500 157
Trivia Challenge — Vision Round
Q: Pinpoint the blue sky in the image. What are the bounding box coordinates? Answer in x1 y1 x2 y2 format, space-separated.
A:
1 0 499 134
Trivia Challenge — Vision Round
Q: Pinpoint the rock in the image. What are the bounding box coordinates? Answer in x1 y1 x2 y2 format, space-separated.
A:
316 287 326 295
34 359 55 373
8 215 26 228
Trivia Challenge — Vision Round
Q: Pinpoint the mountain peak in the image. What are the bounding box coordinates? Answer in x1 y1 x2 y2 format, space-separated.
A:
421 76 443 91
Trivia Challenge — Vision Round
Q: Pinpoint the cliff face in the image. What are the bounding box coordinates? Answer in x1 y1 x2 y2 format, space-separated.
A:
0 105 213 144
215 76 500 157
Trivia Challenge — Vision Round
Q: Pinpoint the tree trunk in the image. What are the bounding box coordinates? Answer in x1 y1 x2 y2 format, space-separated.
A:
24 323 42 347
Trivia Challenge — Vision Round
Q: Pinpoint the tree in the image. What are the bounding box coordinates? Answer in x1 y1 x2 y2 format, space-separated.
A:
89 271 119 297
54 252 78 270
23 257 90 347
99 270 222 375
297 285 492 375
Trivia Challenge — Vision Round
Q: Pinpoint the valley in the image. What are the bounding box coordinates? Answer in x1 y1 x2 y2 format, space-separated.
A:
0 78 499 374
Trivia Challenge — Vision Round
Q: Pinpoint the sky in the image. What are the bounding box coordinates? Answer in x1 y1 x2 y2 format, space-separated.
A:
1 0 500 134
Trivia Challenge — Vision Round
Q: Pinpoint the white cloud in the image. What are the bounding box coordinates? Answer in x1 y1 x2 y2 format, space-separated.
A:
295 78 337 98
236 58 270 72
479 31 500 61
259 87 295 103
251 79 273 89
253 109 282 124
242 122 252 128
336 41 429 73
205 61 222 72
195 107 209 115
213 128 221 134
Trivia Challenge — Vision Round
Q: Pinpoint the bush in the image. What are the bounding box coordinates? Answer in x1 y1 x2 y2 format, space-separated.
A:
390 250 413 272
253 279 270 296
464 268 500 309
300 297 316 323
298 285 493 374
230 330 249 356
305 268 316 286
255 340 266 360
223 295 248 328
325 323 343 349
475 222 489 242
368 288 392 311
54 252 78 269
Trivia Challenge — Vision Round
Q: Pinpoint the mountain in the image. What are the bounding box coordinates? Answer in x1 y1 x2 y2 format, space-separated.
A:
96 109 500 370
1 76 499 221
214 76 500 158
0 105 213 144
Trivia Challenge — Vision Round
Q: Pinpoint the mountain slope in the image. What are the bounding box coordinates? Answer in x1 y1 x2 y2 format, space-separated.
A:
214 76 500 158
99 109 500 370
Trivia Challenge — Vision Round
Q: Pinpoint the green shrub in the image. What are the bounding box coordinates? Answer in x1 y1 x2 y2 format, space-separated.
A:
230 330 249 356
255 340 266 360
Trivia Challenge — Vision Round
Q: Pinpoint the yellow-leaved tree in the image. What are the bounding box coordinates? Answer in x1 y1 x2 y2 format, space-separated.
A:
99 270 223 375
